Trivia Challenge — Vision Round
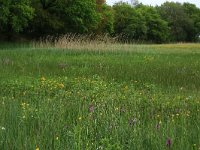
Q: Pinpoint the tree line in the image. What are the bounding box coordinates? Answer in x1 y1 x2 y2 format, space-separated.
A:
0 0 200 43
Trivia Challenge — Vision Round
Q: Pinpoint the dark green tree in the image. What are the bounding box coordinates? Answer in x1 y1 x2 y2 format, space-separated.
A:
137 5 169 43
96 2 114 34
29 0 66 35
0 0 34 34
29 0 100 36
158 2 195 42
113 2 147 41
63 0 100 33
183 3 200 41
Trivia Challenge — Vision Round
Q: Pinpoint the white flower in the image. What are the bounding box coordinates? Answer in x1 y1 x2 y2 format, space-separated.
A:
1 126 5 130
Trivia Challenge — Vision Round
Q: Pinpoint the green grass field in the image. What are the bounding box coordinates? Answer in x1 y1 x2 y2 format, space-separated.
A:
0 44 200 150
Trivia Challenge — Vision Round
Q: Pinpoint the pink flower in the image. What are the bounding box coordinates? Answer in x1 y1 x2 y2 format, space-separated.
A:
89 104 95 113
166 138 172 148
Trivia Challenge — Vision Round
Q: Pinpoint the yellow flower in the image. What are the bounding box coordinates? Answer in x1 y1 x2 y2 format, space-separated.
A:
124 86 128 90
21 102 26 107
36 146 39 150
41 77 46 81
58 83 64 88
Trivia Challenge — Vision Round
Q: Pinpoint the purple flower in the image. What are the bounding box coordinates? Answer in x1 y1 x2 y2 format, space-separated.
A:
166 138 172 148
89 104 95 113
156 124 160 130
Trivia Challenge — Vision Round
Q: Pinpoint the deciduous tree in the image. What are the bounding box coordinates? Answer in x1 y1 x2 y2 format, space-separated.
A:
158 2 194 42
0 0 34 33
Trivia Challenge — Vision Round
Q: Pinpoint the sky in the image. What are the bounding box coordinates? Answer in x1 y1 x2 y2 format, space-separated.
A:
106 0 200 7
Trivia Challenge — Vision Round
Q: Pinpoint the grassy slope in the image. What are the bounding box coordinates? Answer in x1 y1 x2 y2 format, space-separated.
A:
0 44 200 149
1 44 200 89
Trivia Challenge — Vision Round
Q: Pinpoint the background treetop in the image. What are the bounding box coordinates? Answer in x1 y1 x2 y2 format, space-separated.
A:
0 0 200 43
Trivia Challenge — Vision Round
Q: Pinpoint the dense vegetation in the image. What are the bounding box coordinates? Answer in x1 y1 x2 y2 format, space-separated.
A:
0 0 200 43
0 44 200 149
1 1 200 149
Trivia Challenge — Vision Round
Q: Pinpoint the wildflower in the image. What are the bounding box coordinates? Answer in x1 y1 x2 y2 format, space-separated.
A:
36 145 39 150
124 86 128 90
1 126 5 130
166 138 172 148
89 104 95 113
41 77 46 81
79 117 82 120
21 102 26 108
115 107 119 111
56 137 59 140
58 83 64 88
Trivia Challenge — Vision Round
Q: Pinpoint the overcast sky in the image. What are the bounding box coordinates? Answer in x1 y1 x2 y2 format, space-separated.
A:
106 0 200 7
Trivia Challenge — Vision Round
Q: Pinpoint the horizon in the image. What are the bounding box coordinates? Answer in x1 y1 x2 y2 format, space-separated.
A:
106 0 200 7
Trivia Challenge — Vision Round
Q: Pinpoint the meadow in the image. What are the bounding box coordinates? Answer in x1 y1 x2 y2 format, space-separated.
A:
0 43 200 150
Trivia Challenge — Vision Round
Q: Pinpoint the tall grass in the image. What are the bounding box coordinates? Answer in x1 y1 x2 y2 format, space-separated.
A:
0 40 200 149
32 33 144 51
31 34 200 54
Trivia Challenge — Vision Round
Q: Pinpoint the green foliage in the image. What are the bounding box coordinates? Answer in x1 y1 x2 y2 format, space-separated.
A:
29 0 100 35
113 3 169 43
62 0 100 33
137 5 169 43
96 4 114 34
158 2 198 42
0 0 34 33
183 3 200 41
113 3 147 41
0 0 200 43
29 0 65 35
